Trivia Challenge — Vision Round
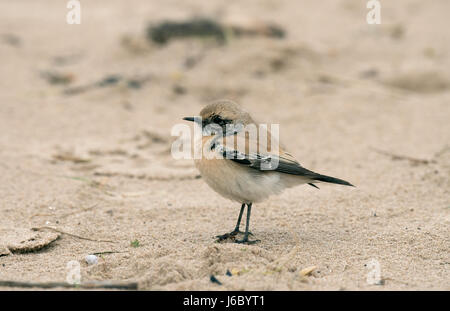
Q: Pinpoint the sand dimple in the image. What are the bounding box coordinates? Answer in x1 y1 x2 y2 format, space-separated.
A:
383 71 450 94
0 228 60 254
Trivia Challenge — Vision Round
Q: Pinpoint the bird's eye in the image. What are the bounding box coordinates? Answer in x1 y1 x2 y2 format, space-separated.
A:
212 115 222 124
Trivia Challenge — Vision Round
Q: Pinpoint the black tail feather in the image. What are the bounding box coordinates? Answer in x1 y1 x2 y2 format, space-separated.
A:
308 183 320 189
313 174 354 187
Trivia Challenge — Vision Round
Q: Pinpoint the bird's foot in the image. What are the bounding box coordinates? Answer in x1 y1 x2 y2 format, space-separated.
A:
216 231 239 242
216 230 253 242
234 235 260 245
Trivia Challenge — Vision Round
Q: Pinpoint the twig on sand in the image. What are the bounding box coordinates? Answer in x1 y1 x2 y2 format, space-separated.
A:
92 250 127 256
32 227 116 243
370 147 435 165
0 280 137 290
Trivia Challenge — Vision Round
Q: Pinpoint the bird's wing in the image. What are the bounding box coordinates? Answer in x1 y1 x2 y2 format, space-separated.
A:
214 131 353 186
215 131 315 176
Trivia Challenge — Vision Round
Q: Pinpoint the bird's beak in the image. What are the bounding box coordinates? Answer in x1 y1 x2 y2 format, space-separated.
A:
183 117 196 122
183 116 202 125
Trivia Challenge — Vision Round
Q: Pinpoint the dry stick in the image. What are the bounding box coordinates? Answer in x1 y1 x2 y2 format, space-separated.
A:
370 147 434 165
92 250 127 255
0 280 137 290
32 227 115 243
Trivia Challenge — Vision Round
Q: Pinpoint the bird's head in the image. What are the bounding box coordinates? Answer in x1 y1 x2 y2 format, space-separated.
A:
183 100 254 135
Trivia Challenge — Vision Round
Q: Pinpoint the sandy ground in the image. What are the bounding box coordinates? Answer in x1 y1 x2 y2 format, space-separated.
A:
0 0 449 290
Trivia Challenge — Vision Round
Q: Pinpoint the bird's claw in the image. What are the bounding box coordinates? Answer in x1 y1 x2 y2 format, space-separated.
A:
234 237 260 245
216 230 254 242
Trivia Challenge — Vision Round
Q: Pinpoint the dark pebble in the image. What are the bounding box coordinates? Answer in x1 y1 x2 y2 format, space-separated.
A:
210 275 222 285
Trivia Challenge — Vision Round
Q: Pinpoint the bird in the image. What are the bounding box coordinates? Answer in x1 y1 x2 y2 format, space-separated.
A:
183 100 354 244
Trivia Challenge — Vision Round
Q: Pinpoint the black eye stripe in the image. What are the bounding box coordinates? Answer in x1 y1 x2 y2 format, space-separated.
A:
209 115 231 125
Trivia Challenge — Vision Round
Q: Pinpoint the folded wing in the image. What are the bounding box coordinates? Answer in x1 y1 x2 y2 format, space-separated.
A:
215 132 353 187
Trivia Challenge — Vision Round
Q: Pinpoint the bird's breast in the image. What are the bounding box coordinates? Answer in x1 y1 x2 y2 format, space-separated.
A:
195 136 285 203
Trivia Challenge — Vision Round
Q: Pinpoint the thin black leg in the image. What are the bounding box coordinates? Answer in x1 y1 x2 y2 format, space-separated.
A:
235 203 260 244
244 203 251 238
216 203 253 242
233 203 246 232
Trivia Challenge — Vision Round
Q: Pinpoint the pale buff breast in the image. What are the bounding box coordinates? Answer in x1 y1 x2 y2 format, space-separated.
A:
194 137 307 204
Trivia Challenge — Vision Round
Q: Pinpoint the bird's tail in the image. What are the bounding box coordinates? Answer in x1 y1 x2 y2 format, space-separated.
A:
312 174 354 187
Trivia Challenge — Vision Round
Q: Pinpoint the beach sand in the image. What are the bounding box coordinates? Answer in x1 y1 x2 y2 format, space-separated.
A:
0 0 449 290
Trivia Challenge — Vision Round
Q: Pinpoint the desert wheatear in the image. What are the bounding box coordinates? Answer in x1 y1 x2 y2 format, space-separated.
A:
183 100 353 244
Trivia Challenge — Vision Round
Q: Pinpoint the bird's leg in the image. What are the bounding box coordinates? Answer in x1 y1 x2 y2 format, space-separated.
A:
232 203 246 233
235 203 260 244
231 204 254 235
216 204 246 241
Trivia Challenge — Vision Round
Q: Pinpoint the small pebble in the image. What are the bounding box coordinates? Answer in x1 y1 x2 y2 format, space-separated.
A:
85 254 98 265
231 268 240 276
210 275 222 285
300 266 317 277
